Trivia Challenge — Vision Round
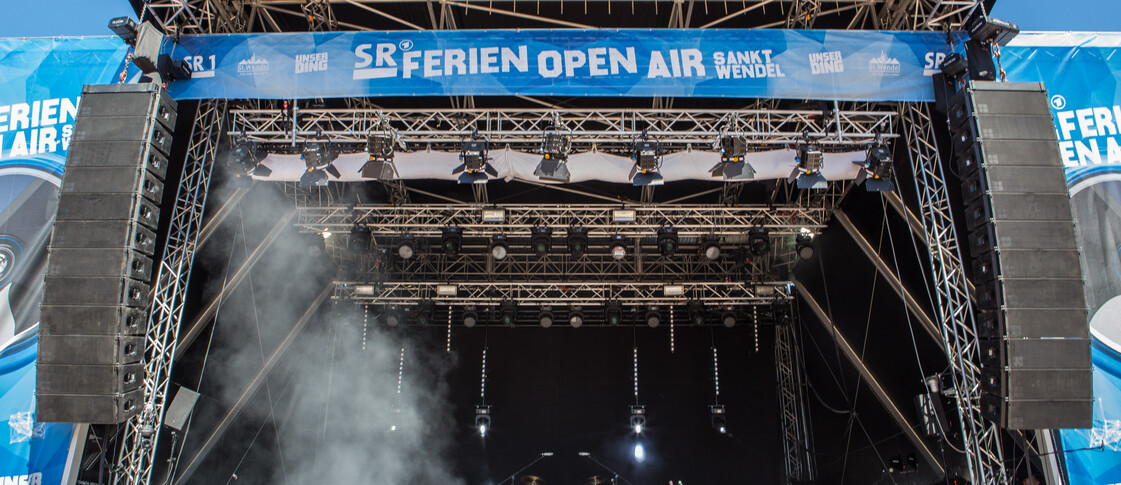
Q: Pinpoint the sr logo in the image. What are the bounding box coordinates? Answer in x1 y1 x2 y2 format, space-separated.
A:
182 54 216 78
923 52 947 76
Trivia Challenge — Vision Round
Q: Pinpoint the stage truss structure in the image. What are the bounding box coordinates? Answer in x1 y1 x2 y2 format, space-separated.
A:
228 107 898 150
112 1 1011 484
116 99 225 484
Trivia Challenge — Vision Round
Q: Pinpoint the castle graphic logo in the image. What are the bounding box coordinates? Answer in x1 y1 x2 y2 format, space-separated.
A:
237 54 270 76
868 51 901 76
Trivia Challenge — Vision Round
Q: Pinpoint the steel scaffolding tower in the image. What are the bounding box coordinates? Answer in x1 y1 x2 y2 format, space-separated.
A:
775 315 816 482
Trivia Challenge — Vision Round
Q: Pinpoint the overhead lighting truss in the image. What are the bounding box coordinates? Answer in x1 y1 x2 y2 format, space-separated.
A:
300 204 827 237
229 108 897 151
337 281 792 306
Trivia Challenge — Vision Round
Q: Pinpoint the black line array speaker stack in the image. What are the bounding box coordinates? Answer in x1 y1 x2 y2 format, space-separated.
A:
948 81 1091 430
37 84 176 424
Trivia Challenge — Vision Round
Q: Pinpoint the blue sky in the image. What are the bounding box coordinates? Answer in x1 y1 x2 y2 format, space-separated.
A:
0 0 1118 37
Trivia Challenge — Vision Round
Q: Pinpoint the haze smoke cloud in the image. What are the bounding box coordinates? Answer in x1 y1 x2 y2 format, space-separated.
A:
191 182 463 484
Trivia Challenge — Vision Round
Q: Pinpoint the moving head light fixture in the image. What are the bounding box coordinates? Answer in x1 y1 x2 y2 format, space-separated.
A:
300 137 341 187
629 134 664 186
566 226 589 257
711 135 755 180
535 126 573 183
790 136 827 189
453 134 498 184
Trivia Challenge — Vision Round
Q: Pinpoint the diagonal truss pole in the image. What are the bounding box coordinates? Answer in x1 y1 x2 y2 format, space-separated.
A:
902 102 1005 484
793 279 943 475
175 210 297 360
834 210 941 343
174 283 333 484
115 99 227 485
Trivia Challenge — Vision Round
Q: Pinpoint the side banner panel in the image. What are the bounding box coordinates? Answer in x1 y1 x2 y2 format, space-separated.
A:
0 36 130 484
1005 32 1121 484
165 29 952 101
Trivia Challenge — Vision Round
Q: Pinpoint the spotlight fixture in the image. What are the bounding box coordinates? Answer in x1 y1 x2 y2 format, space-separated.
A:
228 136 269 183
463 306 479 328
609 235 628 261
530 226 552 258
475 405 492 437
490 235 510 261
721 308 737 328
441 227 463 257
605 301 623 326
384 306 401 327
568 306 584 328
500 300 517 326
396 236 416 260
854 142 895 192
453 138 497 184
630 405 647 434
796 229 815 260
656 225 678 256
790 141 827 189
688 301 706 325
416 301 435 326
535 129 572 182
566 227 589 257
360 132 399 180
629 138 664 186
300 140 341 187
710 135 755 180
747 228 771 256
710 404 728 434
538 306 554 328
701 235 722 260
349 224 371 253
645 308 661 328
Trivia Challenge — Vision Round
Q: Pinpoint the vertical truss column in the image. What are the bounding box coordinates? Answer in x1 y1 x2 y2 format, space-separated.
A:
116 99 227 485
903 102 1005 484
775 321 816 483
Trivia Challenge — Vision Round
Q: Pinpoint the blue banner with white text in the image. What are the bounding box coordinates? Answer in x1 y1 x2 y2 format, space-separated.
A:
1004 32 1121 485
164 29 953 101
0 36 131 484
